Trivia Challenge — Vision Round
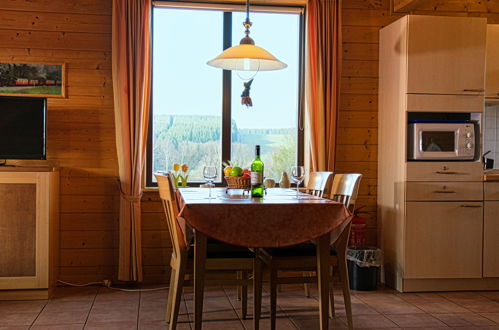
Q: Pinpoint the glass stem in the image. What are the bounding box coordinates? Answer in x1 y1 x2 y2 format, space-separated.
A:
209 185 212 199
296 183 299 198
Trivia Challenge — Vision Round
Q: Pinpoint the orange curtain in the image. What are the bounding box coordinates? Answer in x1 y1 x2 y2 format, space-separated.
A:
304 0 342 172
112 0 152 282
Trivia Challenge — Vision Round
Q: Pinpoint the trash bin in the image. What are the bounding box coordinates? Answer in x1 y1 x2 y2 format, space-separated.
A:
346 247 382 291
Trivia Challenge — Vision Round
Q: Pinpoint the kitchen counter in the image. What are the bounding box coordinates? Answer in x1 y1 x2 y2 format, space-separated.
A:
484 169 499 181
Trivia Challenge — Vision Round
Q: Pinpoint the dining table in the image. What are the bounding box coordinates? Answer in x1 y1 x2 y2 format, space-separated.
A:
176 187 352 330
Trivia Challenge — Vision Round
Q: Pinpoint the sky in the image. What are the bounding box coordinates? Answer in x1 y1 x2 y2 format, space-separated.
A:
152 7 300 129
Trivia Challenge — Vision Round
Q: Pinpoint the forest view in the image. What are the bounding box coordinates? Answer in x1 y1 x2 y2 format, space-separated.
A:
153 115 297 182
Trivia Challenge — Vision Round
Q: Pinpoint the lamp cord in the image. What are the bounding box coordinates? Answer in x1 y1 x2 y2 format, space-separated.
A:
245 0 250 22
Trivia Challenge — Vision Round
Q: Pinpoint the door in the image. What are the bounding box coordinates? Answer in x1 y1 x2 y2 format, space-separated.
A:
486 25 499 99
405 201 483 279
407 15 486 95
484 201 499 277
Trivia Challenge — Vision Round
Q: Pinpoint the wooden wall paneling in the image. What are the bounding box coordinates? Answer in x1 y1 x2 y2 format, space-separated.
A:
0 10 111 33
393 0 430 13
59 249 116 267
59 266 115 284
340 94 378 111
60 231 115 249
0 0 112 15
416 0 499 13
141 212 167 231
338 112 378 128
142 231 172 248
343 9 395 27
143 248 173 266
343 60 379 77
335 161 378 179
336 145 378 162
343 0 390 10
336 128 378 145
0 49 112 70
60 213 118 231
0 30 110 51
341 77 378 94
343 43 379 61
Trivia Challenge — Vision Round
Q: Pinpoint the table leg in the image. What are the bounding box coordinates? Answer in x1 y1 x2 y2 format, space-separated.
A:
253 257 262 330
316 234 330 330
194 231 207 330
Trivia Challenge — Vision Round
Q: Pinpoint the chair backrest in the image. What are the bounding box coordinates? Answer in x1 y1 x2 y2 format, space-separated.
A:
330 173 363 212
154 172 187 257
304 171 334 197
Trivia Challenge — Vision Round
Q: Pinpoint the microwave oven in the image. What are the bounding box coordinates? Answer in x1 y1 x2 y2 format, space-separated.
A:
407 121 478 161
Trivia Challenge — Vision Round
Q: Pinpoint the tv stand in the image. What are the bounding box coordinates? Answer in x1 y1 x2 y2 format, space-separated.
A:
0 167 59 300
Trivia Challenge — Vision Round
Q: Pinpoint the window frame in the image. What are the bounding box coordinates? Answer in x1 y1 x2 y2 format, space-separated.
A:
146 1 305 187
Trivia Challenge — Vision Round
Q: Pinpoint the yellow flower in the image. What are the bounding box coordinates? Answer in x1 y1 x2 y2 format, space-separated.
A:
181 164 189 172
173 163 180 171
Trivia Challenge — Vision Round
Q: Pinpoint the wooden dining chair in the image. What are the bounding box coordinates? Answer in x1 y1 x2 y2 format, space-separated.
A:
303 171 334 197
155 173 262 330
256 173 363 330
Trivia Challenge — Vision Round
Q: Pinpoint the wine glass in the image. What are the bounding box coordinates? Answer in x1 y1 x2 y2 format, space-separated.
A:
290 166 305 198
203 165 218 199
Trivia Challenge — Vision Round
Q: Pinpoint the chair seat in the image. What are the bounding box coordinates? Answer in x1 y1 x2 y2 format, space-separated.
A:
189 239 255 259
265 243 337 257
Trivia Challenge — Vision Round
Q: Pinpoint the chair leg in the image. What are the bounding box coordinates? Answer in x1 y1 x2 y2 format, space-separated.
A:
194 232 207 330
165 267 177 323
237 271 242 300
270 266 278 330
241 270 248 319
337 226 353 330
303 272 311 297
253 258 263 330
329 282 335 318
316 234 330 330
169 257 187 330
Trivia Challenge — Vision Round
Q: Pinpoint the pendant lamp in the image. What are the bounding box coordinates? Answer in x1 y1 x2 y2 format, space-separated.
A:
207 0 287 71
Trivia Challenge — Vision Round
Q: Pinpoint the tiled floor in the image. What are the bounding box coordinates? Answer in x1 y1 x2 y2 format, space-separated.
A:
2 285 499 329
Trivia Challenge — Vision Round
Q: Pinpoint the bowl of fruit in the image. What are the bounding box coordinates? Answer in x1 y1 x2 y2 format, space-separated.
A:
223 161 250 189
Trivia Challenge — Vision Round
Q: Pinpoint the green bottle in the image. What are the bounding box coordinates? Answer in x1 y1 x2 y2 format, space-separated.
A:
251 145 264 197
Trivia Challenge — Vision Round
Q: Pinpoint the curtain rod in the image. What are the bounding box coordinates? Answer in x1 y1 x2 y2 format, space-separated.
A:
152 1 304 14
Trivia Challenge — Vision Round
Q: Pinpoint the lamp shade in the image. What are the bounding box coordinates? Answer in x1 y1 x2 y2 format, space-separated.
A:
207 44 287 71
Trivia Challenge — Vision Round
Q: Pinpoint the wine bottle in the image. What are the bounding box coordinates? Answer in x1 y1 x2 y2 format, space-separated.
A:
251 145 264 197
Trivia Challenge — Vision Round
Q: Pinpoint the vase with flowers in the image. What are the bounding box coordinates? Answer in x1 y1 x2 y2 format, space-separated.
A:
170 163 189 188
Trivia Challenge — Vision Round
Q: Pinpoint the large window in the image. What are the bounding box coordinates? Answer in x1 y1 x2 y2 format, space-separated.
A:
148 3 304 185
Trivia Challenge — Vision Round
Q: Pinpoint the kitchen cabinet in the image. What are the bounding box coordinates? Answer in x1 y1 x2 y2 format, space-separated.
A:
0 169 59 300
379 15 490 292
484 182 499 277
405 202 483 279
407 15 486 95
486 25 499 99
484 201 499 277
406 162 483 182
406 181 483 201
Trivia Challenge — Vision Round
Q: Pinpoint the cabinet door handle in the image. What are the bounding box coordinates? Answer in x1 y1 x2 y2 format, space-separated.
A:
433 190 456 194
435 171 461 175
463 89 484 92
460 204 482 208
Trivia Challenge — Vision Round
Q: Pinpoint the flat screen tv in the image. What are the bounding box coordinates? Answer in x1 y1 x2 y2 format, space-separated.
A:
0 96 46 160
